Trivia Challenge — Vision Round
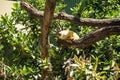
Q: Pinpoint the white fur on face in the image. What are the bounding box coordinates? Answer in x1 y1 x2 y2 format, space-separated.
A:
58 30 80 40
58 30 69 40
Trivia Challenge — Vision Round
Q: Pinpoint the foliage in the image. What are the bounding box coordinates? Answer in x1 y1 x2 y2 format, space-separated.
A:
0 0 120 80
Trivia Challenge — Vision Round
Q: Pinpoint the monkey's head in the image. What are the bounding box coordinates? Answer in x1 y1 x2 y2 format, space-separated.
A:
57 29 80 40
57 30 71 40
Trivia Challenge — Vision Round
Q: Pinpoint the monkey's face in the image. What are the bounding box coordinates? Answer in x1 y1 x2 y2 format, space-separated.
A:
57 30 70 40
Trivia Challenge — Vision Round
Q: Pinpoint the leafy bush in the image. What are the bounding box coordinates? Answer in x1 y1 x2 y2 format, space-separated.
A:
0 0 120 79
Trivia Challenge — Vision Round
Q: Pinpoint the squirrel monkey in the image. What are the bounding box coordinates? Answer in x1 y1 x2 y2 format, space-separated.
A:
57 29 80 42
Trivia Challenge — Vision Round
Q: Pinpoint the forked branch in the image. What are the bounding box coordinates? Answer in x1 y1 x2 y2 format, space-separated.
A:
20 2 120 49
21 2 120 27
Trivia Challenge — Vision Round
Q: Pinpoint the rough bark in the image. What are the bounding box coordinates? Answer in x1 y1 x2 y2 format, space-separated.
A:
21 2 120 27
40 0 56 79
58 26 120 49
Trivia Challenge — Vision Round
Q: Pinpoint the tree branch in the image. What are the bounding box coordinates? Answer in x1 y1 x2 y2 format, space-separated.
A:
21 2 120 27
40 0 56 79
41 0 56 59
58 26 120 49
